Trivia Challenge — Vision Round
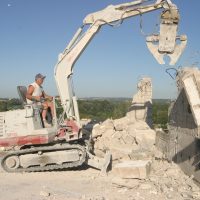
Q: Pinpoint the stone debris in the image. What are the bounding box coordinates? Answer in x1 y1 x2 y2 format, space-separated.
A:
40 190 50 197
91 77 155 164
80 194 106 200
85 76 200 199
111 177 140 189
110 159 200 200
92 118 156 163
90 78 156 188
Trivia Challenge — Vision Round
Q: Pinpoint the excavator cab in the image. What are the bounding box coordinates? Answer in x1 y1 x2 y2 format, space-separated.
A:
0 86 56 147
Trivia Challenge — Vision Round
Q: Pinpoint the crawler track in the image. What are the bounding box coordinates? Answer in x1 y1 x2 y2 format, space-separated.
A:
1 143 86 172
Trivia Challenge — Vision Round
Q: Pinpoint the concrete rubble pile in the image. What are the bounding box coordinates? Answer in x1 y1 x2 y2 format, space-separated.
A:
88 76 200 199
91 77 156 178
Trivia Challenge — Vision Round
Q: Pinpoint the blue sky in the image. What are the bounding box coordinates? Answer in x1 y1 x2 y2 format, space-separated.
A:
0 0 199 99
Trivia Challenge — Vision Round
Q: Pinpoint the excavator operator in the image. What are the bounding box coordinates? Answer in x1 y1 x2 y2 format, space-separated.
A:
26 73 55 128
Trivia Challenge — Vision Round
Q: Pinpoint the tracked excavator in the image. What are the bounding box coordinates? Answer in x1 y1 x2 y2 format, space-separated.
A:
0 0 186 172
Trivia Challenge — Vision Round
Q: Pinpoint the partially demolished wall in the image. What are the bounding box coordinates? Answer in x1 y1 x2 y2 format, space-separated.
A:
167 67 200 182
130 77 153 127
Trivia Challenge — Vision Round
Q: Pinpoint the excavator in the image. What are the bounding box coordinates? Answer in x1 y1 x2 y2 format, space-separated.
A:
0 0 187 172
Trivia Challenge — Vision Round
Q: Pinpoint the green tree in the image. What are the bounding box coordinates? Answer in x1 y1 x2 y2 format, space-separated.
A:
7 98 23 110
78 99 131 121
0 101 8 112
152 102 169 129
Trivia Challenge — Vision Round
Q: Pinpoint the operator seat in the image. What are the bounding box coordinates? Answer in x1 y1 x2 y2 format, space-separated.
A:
17 86 52 125
17 86 46 128
17 86 28 106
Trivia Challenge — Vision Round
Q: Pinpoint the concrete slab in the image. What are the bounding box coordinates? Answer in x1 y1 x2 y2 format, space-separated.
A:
112 160 151 179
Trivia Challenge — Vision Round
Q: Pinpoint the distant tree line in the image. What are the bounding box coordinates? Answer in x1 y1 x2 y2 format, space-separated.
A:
0 98 169 128
0 99 22 111
78 99 131 121
152 101 170 129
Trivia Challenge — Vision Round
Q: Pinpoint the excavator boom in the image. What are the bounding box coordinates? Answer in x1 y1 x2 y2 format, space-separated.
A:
54 0 187 132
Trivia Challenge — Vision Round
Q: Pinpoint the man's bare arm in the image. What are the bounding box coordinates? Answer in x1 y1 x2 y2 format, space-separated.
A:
26 85 41 102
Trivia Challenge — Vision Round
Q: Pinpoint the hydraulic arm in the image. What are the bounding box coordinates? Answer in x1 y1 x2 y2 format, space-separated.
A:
54 0 187 132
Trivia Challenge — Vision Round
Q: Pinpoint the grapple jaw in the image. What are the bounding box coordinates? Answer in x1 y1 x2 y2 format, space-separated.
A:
146 5 187 65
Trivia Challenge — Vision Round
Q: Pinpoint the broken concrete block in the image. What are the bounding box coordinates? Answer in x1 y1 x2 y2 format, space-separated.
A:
127 121 150 131
101 119 115 130
114 124 124 131
126 124 136 136
113 117 128 131
122 134 135 145
40 191 50 197
135 129 156 150
92 124 102 138
112 160 151 179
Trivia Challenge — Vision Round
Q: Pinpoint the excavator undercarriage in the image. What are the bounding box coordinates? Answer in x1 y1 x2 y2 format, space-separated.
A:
1 143 86 172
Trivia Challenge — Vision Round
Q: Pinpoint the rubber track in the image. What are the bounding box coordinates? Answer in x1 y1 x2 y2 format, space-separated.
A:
1 144 86 173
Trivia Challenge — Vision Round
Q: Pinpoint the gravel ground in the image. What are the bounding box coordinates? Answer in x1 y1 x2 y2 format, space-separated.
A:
0 159 200 200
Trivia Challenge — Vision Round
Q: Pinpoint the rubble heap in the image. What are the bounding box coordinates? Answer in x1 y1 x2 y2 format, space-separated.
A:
87 76 200 200
91 77 156 165
110 160 200 200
